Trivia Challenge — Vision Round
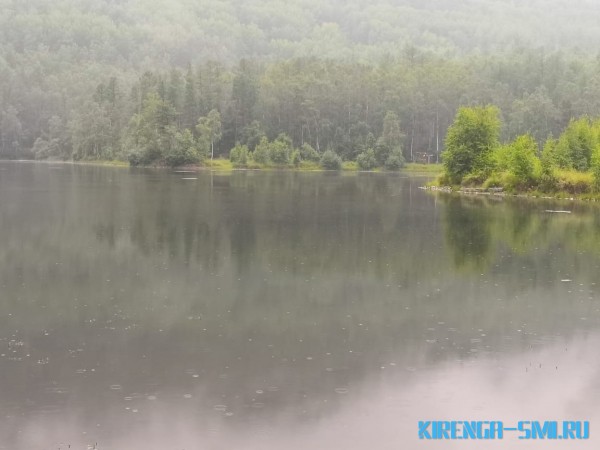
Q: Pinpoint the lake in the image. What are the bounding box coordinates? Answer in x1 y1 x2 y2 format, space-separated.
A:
0 161 598 449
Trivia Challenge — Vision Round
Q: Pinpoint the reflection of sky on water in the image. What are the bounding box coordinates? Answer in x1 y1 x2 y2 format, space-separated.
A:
6 333 599 449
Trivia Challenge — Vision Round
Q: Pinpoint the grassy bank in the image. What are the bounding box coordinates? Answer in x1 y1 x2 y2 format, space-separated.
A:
430 168 600 201
179 159 442 173
10 158 443 174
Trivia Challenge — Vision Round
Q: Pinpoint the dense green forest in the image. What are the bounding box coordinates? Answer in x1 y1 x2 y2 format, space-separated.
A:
4 0 600 165
437 105 600 196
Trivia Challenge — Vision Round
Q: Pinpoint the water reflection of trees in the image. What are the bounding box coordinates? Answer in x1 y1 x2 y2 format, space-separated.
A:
443 196 492 270
442 194 600 272
1 164 600 423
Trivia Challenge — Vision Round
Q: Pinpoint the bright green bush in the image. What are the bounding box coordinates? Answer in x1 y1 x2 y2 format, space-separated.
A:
555 169 593 194
488 134 540 189
442 106 500 183
508 134 538 184
549 117 600 171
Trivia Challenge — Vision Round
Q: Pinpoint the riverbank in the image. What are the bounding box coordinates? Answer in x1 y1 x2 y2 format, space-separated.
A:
205 159 443 173
5 158 443 174
428 167 600 201
424 181 600 202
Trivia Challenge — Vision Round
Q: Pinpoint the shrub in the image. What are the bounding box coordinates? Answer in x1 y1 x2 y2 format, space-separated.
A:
461 171 487 187
591 146 600 192
508 134 538 185
164 129 200 167
320 149 342 170
269 138 290 165
482 173 503 189
489 134 541 190
443 106 500 183
252 136 270 164
553 117 598 171
300 143 320 161
555 169 593 194
374 137 391 165
291 150 301 167
384 148 406 170
356 148 377 170
229 144 250 167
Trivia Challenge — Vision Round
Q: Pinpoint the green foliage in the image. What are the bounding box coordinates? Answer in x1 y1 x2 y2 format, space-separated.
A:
197 109 222 159
32 116 71 160
382 112 402 144
299 143 320 162
541 138 568 169
498 134 539 187
554 169 593 194
551 118 599 171
342 161 359 171
320 149 342 170
269 133 292 165
384 148 406 170
338 122 373 161
252 137 270 164
125 92 207 166
291 150 301 167
461 172 488 187
443 106 500 184
126 93 177 166
9 1 600 165
241 121 265 151
482 135 541 190
591 146 600 192
356 148 377 170
229 143 250 167
164 128 202 167
374 138 391 166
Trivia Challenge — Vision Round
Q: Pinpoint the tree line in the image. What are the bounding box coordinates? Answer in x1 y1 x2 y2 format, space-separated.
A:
6 1 600 165
441 105 600 195
7 50 600 169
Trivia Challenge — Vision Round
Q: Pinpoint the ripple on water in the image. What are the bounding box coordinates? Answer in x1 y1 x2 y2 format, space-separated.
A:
334 387 349 394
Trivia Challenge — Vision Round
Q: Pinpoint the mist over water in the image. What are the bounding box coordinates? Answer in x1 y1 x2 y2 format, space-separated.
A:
0 162 599 449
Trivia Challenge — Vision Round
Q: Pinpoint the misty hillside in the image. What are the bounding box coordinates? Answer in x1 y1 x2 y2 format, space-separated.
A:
3 0 600 162
2 0 600 67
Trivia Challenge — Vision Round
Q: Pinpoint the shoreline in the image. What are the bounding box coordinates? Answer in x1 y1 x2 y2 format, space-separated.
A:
422 185 600 202
0 159 443 175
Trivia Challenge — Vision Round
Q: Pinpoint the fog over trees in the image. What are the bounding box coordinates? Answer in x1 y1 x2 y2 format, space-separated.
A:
3 0 600 163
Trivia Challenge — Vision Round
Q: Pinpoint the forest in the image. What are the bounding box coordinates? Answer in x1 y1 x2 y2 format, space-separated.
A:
438 105 600 196
4 0 600 167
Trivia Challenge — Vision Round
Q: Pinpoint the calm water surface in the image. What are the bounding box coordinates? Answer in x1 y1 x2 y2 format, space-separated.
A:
0 161 599 449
